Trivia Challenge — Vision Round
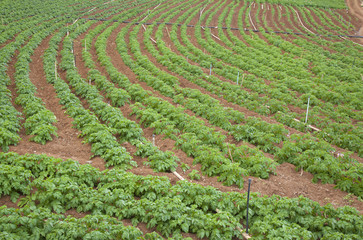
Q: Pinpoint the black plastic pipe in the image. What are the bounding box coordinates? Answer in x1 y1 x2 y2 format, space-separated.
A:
76 17 363 39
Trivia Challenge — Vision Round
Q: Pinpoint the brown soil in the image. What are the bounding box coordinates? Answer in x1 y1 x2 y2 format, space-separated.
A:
1 2 362 237
346 0 363 44
6 34 105 170
166 2 363 166
94 2 363 214
347 0 363 19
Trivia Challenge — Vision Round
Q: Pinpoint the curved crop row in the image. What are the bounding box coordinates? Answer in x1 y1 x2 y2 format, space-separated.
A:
1 151 362 239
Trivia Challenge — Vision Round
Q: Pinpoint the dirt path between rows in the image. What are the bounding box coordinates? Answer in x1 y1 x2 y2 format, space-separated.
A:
8 34 104 169
105 3 363 214
347 0 363 19
346 0 363 43
1 0 362 218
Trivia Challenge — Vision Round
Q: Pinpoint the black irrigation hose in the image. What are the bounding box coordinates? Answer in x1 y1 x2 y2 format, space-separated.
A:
77 17 363 39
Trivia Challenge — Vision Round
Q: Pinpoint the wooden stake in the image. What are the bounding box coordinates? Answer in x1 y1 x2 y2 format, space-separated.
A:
150 37 157 44
293 8 315 35
227 144 234 162
87 7 96 14
165 26 170 38
339 35 363 47
172 171 185 180
152 2 161 10
201 26 220 40
54 61 57 80
141 3 161 22
293 118 321 132
200 6 206 21
103 0 115 5
305 96 310 124
248 11 257 31
211 32 221 40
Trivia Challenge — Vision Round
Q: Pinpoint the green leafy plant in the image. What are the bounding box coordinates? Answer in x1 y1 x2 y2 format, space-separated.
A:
181 163 190 173
188 170 201 180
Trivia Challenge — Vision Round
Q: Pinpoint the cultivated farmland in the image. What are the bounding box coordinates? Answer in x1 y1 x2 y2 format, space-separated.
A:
0 0 362 239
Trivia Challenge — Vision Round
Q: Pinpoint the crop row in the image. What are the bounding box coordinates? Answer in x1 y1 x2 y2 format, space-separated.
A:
170 0 362 156
0 14 63 150
2 0 361 196
0 206 161 240
49 0 361 195
41 1 161 169
1 151 362 239
89 0 278 187
105 0 362 195
0 0 143 150
0 1 362 239
195 0 362 153
149 0 362 157
60 2 180 172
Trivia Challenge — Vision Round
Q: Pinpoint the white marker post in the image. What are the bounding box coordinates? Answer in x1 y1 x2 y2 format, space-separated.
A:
305 97 310 124
209 64 212 76
55 61 57 81
152 134 155 146
71 42 75 67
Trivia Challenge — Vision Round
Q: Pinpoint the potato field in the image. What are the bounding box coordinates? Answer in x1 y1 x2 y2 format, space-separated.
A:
0 0 362 239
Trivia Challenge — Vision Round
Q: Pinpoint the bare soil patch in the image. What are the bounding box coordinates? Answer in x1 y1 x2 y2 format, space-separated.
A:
346 0 363 44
